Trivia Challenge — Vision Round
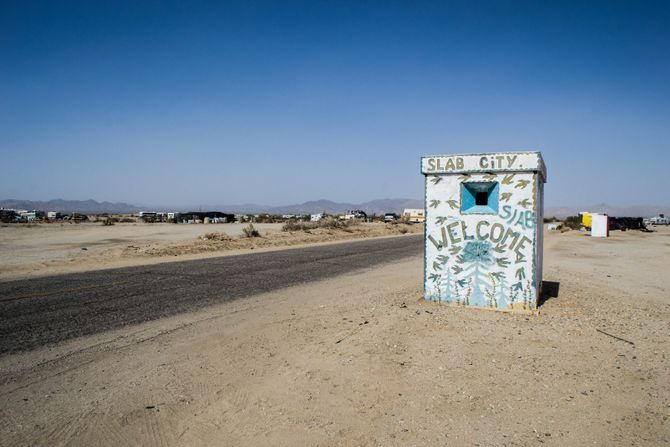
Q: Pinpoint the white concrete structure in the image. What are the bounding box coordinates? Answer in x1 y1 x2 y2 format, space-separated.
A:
591 213 609 237
422 151 546 311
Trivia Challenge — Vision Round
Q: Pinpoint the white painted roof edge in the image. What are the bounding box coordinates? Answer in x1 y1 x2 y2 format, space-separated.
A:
421 151 547 182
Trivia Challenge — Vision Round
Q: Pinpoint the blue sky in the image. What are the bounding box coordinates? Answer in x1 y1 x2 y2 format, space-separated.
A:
1 0 668 208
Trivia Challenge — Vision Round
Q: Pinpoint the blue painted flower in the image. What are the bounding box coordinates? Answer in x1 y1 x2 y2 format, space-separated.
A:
461 240 494 265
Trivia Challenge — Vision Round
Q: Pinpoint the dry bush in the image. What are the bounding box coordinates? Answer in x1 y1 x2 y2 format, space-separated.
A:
282 220 313 232
563 216 582 230
102 219 115 226
241 224 260 238
202 232 232 241
282 217 353 232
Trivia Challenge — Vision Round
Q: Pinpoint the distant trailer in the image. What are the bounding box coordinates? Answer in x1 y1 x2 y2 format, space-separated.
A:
403 208 425 223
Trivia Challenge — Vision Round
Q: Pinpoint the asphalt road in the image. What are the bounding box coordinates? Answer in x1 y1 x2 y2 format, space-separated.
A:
0 235 422 356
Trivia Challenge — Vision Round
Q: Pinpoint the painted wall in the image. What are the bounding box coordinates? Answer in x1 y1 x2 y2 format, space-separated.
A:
423 152 545 311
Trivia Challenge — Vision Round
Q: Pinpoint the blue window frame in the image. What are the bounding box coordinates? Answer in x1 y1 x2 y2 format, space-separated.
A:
461 182 499 214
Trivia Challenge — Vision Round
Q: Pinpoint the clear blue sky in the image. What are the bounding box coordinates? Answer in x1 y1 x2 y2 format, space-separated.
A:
1 0 668 208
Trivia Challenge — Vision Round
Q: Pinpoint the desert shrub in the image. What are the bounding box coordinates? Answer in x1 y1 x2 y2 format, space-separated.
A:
398 227 409 234
318 217 345 229
202 232 232 241
563 215 582 230
242 224 260 238
102 219 115 226
119 217 136 223
282 220 313 232
282 217 353 232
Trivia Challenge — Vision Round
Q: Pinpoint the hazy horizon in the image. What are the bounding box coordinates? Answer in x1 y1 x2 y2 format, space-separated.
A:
2 1 669 208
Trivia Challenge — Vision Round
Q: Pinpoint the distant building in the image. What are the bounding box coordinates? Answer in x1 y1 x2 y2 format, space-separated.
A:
342 210 367 221
180 211 235 224
311 213 323 222
47 211 63 219
19 210 45 221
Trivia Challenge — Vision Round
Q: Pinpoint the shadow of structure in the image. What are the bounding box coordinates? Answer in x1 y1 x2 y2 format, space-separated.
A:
539 280 560 307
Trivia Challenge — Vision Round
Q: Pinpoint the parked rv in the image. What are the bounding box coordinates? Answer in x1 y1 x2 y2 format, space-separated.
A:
649 214 669 225
402 208 425 223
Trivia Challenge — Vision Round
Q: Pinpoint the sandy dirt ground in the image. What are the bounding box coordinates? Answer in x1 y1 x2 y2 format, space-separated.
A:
1 227 669 446
0 221 421 281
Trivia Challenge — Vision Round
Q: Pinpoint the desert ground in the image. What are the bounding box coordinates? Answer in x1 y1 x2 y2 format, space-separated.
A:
1 226 669 446
0 221 420 281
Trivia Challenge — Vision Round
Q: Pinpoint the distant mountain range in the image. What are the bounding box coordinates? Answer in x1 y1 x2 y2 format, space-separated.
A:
224 198 424 215
0 199 143 213
0 198 423 215
2 198 666 218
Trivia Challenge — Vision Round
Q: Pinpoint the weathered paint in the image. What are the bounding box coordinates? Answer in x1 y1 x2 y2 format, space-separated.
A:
422 151 546 311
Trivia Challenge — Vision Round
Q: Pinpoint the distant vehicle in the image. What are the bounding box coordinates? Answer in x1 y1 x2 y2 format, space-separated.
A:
403 208 425 223
384 213 398 222
649 214 669 225
341 210 367 221
608 217 647 231
71 212 88 222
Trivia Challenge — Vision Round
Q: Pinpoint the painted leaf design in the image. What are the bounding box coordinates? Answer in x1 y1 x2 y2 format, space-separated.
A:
518 199 531 209
429 199 441 208
456 278 467 287
459 173 471 181
500 192 512 203
433 261 443 271
493 244 505 253
490 272 504 281
435 216 448 225
502 174 515 185
430 176 442 184
449 245 461 255
428 273 440 282
515 252 526 263
496 257 510 268
515 267 526 280
483 173 497 181
456 255 465 264
515 179 530 189
512 281 523 291
446 200 458 210
437 255 449 264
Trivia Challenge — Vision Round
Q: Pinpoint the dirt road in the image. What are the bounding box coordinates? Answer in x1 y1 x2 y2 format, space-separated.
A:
1 228 668 446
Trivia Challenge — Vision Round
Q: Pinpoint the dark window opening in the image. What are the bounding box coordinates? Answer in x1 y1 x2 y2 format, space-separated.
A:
475 191 488 206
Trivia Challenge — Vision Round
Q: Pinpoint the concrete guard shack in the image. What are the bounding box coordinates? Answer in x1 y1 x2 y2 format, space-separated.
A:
422 152 547 311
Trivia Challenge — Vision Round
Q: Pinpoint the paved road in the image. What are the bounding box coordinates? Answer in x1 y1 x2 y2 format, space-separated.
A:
0 235 422 355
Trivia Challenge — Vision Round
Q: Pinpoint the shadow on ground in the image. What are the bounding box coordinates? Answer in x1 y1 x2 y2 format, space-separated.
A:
539 280 560 307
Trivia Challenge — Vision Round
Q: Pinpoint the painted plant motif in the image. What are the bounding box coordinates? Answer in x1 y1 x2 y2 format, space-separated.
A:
460 240 494 265
456 240 496 307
